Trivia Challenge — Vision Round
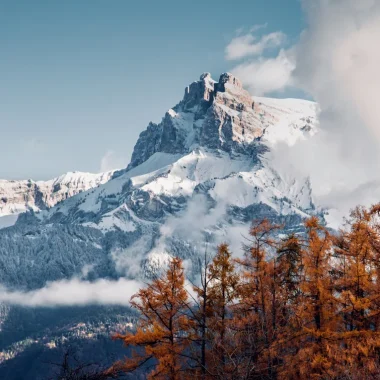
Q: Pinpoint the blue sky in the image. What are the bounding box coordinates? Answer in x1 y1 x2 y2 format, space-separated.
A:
0 0 305 179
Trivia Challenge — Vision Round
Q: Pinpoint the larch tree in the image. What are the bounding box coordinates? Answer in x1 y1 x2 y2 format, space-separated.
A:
282 217 340 380
207 243 239 378
105 208 380 380
110 257 192 380
234 219 282 379
333 205 380 378
187 252 216 379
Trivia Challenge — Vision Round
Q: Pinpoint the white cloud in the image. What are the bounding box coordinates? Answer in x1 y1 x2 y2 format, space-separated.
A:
286 0 380 218
225 31 286 61
100 150 127 172
0 277 142 307
249 23 268 33
225 26 294 95
111 238 151 277
231 49 295 95
160 194 226 244
227 0 380 224
143 194 227 270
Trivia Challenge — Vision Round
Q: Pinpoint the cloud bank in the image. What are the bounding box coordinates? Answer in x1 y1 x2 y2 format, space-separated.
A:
227 0 380 225
0 277 142 307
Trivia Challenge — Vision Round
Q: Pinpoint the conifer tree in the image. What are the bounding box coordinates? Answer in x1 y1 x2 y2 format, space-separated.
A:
334 206 380 378
281 217 340 379
184 251 215 379
276 233 303 302
234 219 281 379
207 244 239 377
110 257 191 380
107 210 380 379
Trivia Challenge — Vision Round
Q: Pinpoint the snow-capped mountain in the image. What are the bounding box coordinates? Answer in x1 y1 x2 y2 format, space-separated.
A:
0 72 320 377
0 72 319 286
0 171 115 228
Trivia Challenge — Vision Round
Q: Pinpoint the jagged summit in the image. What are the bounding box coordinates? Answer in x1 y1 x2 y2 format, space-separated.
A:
181 72 251 113
128 72 258 170
128 72 316 170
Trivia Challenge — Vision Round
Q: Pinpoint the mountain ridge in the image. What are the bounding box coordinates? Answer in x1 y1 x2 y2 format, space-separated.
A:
0 170 115 224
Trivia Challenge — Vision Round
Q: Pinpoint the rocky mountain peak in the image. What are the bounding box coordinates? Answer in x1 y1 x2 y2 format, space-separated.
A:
127 72 262 169
217 72 243 90
181 72 216 112
0 69 321 375
214 72 254 112
128 72 317 170
181 72 251 112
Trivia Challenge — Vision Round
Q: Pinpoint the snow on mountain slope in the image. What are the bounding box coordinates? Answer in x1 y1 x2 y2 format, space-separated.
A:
0 72 320 285
253 96 318 146
0 170 115 222
0 72 317 232
7 72 317 282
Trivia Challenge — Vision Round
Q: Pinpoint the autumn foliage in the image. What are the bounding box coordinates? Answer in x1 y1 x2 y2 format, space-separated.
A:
110 204 380 379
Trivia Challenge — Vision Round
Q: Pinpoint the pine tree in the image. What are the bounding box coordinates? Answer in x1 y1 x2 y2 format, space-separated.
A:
276 233 303 302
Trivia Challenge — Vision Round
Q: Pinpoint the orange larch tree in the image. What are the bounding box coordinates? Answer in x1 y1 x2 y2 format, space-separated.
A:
333 205 380 378
282 216 340 379
106 209 380 379
234 219 282 379
207 243 239 378
110 257 192 380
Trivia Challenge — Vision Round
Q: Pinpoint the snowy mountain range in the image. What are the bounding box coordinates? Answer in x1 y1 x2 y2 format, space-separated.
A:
0 171 114 228
0 72 321 377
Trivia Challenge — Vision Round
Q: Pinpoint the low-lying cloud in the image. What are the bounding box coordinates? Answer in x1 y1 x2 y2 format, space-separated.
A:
0 277 142 307
160 194 226 244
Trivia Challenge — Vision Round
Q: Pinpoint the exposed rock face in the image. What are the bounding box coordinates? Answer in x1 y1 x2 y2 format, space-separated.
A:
214 72 254 110
182 72 215 113
127 73 273 171
128 122 163 169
